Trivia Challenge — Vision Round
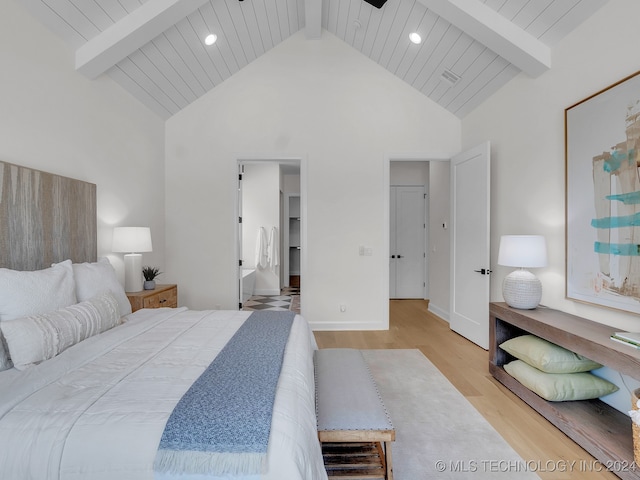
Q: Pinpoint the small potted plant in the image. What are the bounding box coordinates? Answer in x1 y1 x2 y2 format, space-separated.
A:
142 266 162 290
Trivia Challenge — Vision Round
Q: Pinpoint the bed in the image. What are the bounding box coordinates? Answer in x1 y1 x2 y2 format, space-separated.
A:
0 162 327 480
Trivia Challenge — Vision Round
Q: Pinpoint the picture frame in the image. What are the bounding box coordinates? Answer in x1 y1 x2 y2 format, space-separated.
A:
565 70 640 314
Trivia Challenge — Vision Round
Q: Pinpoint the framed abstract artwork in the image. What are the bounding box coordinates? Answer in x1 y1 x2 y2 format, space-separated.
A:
566 70 640 314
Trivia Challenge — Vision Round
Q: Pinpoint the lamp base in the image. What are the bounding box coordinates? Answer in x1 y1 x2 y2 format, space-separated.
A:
503 269 541 309
124 253 143 292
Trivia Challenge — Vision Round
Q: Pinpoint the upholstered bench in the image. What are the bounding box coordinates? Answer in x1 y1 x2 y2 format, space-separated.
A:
314 348 395 480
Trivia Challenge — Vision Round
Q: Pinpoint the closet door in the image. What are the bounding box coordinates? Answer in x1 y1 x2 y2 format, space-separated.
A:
390 186 425 298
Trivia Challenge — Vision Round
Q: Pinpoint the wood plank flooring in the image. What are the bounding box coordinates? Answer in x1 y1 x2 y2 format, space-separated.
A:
314 300 620 480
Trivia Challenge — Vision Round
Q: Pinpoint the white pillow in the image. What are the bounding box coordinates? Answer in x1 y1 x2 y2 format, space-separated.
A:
0 290 121 370
0 260 77 372
70 257 132 317
0 338 11 371
0 259 76 321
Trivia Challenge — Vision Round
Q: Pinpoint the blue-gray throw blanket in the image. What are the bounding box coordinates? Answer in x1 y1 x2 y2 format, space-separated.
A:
154 311 296 475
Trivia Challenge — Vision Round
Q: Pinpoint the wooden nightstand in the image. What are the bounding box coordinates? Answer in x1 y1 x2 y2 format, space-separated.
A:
126 284 178 312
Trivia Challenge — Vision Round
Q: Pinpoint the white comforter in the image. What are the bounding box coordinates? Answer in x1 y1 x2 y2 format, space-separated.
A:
0 308 327 480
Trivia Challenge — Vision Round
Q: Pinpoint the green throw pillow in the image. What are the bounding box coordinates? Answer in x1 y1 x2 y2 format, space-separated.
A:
500 334 602 373
503 360 618 402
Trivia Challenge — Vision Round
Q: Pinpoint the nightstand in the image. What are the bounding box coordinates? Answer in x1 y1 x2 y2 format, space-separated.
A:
126 284 178 312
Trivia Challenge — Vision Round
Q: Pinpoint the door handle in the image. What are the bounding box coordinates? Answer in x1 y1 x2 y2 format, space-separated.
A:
397 255 404 259
474 268 492 275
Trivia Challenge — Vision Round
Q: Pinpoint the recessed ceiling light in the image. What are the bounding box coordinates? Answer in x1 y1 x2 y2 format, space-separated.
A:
409 32 422 45
204 34 217 46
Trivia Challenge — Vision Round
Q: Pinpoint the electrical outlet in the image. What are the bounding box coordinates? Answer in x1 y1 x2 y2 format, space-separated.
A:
340 304 347 312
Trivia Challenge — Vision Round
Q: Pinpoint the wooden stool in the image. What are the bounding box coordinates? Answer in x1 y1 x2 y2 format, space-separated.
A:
315 348 395 480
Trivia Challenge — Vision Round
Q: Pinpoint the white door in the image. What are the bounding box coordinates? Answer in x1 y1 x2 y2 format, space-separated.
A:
390 186 426 298
450 142 491 349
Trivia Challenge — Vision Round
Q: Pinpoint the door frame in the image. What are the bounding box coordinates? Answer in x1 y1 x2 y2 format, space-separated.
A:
383 154 453 318
234 155 307 314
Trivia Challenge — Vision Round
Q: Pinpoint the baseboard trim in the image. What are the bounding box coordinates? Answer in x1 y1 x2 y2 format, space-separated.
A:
428 303 449 322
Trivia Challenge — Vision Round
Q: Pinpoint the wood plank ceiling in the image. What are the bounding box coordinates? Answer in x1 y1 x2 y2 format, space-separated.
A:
21 0 607 119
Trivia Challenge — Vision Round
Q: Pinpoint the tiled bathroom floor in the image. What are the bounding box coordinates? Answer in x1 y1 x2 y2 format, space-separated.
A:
243 293 301 314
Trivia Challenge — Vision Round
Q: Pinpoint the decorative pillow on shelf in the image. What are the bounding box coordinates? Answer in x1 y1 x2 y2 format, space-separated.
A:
0 290 121 370
499 334 602 373
0 259 77 372
503 360 618 402
68 257 132 317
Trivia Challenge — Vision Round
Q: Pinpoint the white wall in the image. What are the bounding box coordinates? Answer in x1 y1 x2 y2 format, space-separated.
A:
463 0 640 330
1 1 166 284
165 30 461 329
390 161 429 186
283 174 300 196
428 161 451 319
242 163 280 295
462 0 640 412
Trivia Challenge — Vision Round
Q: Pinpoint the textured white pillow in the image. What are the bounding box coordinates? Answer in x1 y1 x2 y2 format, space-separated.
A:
70 257 132 317
0 290 121 370
0 260 77 371
0 338 11 371
0 260 76 321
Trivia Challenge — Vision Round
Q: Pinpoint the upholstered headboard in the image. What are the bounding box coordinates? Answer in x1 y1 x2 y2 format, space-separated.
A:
0 161 97 271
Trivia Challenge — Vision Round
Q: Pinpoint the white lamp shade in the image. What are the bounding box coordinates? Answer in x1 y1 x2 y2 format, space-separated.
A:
112 227 153 253
497 235 547 268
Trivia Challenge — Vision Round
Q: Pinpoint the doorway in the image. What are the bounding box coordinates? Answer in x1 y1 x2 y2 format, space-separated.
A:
389 161 429 300
236 158 303 313
385 147 490 348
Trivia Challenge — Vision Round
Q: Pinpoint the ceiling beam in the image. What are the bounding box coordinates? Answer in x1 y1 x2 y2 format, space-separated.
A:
76 0 210 79
421 0 551 77
304 0 322 38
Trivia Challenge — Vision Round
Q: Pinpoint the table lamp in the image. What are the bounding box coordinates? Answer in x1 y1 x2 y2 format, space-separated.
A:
498 235 547 309
112 227 153 292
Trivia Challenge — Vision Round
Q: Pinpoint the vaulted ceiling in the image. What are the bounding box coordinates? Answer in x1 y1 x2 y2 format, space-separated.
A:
22 0 607 119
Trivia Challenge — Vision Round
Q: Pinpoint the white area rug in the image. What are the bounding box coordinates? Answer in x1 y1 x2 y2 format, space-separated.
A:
361 349 539 479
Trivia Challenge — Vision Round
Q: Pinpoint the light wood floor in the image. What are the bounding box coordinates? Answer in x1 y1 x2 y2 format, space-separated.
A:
314 300 619 480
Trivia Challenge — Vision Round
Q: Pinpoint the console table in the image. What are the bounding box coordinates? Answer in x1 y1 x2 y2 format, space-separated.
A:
489 302 640 480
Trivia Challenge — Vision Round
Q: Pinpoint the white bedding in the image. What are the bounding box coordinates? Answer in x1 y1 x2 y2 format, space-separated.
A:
0 308 327 480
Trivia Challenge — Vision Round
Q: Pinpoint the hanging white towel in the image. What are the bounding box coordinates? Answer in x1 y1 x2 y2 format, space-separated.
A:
268 226 279 272
255 227 268 269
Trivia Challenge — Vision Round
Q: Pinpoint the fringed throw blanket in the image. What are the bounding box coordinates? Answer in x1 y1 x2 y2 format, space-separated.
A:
154 311 295 475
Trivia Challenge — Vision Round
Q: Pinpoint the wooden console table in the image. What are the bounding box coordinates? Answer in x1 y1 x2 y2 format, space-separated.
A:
489 302 640 480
